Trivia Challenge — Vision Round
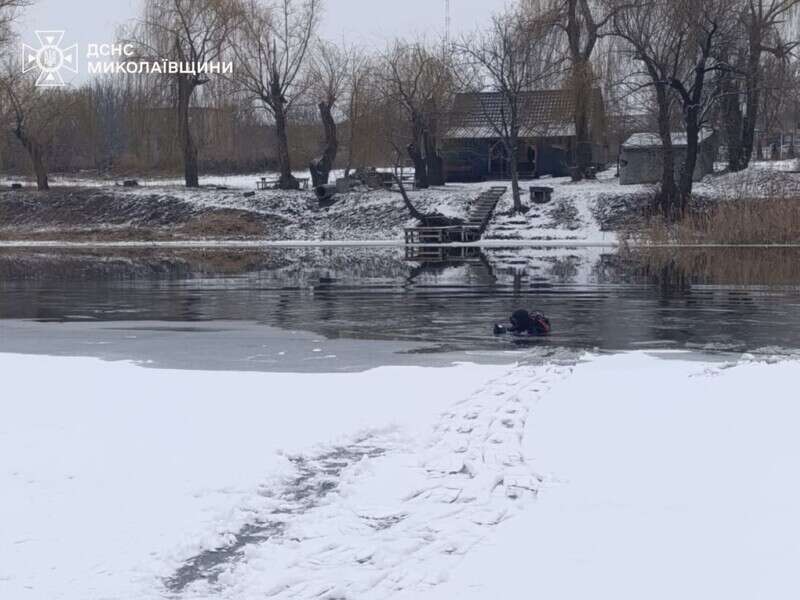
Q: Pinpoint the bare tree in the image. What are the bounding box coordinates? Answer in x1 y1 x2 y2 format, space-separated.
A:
613 0 680 212
666 0 737 200
378 40 453 189
230 0 320 190
0 0 30 49
0 2 59 190
457 6 562 212
0 68 76 190
613 0 736 215
308 40 349 186
738 0 800 168
134 0 238 188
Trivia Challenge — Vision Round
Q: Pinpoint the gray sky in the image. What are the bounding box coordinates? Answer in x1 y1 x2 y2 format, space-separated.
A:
19 0 510 84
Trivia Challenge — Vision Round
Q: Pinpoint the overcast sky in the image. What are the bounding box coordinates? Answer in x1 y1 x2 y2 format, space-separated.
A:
19 0 511 84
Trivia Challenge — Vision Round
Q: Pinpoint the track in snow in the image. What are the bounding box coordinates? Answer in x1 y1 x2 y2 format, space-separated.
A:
163 360 574 599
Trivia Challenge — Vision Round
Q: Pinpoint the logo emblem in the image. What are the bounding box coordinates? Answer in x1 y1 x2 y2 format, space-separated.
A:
22 31 78 87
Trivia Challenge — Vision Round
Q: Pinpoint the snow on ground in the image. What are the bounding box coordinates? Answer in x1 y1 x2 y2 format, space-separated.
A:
3 159 800 242
0 353 508 600
730 158 800 172
114 181 494 224
486 172 634 245
2 169 350 190
695 164 800 200
4 349 800 599
414 351 800 600
486 161 800 245
59 181 497 242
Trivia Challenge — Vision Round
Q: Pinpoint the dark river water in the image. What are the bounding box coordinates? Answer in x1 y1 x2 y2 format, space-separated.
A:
2 246 800 369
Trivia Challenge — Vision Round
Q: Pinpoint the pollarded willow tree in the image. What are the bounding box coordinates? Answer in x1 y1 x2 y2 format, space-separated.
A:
135 0 239 188
308 40 351 187
230 0 321 190
457 5 563 213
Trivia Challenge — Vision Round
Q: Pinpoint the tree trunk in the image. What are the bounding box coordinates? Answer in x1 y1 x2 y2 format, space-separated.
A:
393 174 427 221
508 135 522 213
680 109 701 211
564 0 598 182
675 51 712 212
177 75 199 188
15 129 49 191
31 147 49 191
273 99 299 190
654 83 678 218
407 144 429 189
572 59 594 181
423 111 445 186
720 70 745 171
423 130 444 186
309 101 338 187
408 115 429 189
741 36 761 168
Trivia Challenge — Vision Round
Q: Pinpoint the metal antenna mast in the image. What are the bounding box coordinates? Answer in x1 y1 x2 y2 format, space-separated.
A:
445 0 451 50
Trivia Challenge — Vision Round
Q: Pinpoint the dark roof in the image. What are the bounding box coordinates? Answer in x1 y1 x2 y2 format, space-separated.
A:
445 89 593 139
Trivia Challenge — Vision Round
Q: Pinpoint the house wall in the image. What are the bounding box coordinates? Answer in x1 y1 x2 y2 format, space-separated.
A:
442 137 577 182
442 139 491 181
536 140 571 177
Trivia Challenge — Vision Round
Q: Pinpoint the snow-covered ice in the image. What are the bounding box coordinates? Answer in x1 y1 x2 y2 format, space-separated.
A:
3 350 800 600
0 353 507 600
413 351 800 600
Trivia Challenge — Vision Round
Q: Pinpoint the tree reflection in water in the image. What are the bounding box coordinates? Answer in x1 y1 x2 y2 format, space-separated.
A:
1 246 800 352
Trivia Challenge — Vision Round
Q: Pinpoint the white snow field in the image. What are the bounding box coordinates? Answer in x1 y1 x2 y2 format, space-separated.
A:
3 351 800 599
0 354 508 600
415 352 800 600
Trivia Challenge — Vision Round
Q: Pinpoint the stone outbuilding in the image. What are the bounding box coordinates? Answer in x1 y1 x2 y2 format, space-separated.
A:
619 130 717 185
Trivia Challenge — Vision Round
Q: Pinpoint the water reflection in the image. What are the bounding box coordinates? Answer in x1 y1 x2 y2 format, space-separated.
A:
1 246 800 352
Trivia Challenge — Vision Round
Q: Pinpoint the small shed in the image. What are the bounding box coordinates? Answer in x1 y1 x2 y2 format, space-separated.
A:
619 130 717 185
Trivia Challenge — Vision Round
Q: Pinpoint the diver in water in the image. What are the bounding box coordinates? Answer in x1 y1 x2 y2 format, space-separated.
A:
494 309 551 336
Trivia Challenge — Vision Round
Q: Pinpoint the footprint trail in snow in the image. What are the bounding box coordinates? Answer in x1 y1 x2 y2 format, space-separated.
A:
164 361 573 599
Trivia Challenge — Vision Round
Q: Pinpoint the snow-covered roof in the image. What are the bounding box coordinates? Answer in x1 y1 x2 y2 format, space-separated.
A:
623 129 715 149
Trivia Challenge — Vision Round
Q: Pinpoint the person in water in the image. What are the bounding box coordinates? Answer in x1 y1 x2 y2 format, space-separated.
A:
494 309 551 336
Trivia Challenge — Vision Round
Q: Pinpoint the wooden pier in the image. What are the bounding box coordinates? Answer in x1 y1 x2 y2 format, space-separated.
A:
404 186 507 244
404 245 484 262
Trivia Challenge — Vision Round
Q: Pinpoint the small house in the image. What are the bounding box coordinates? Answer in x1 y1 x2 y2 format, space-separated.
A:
442 89 607 182
619 130 717 185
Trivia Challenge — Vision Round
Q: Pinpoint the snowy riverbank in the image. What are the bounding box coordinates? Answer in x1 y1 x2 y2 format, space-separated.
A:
2 162 798 244
3 349 800 599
